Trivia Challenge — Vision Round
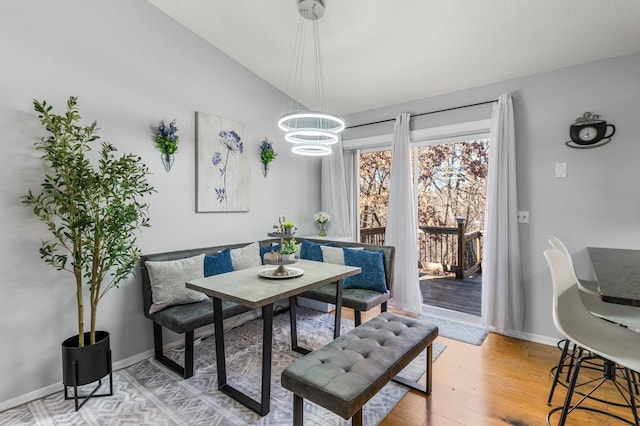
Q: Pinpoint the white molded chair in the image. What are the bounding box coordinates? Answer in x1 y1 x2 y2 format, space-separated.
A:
549 236 640 331
544 248 640 425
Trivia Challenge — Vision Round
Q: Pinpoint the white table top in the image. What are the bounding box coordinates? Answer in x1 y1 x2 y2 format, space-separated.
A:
186 259 361 309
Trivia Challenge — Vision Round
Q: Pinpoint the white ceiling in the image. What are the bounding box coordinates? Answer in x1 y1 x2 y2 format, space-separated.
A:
147 0 640 116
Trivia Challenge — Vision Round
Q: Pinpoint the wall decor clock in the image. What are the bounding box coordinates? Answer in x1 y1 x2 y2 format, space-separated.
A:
566 112 615 149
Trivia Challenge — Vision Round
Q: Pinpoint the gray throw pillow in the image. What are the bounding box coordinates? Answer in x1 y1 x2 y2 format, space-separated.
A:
146 254 207 314
320 245 363 265
230 242 261 270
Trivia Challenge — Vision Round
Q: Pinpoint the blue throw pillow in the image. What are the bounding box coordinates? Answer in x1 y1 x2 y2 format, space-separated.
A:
300 239 336 262
260 244 281 264
343 248 387 293
204 248 234 277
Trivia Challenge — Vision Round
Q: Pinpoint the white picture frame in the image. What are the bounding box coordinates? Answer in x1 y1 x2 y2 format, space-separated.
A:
195 112 250 212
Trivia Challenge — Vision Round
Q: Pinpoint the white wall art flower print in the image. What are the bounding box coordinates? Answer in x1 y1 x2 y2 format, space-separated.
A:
196 112 250 212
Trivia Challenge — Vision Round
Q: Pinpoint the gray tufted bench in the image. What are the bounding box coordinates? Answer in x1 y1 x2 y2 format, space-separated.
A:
281 312 438 425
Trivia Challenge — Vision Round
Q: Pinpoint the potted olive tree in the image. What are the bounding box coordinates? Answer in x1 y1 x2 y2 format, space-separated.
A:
22 96 154 409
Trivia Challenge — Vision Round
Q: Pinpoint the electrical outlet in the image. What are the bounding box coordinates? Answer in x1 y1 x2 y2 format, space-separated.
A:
517 211 530 223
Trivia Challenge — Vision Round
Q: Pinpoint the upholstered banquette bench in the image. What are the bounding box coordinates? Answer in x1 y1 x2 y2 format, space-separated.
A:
139 238 395 378
282 312 438 425
297 238 395 327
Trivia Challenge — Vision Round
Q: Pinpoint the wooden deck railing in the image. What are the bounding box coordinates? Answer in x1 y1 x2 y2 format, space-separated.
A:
360 218 482 279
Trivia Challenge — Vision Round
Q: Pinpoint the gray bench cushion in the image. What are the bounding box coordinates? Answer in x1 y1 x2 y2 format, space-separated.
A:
281 312 438 420
302 284 390 312
147 298 252 334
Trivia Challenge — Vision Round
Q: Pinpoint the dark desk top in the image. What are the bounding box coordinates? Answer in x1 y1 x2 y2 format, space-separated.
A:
588 247 640 307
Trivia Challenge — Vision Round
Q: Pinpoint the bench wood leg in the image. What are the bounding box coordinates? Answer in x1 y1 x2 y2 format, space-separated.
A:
293 394 304 426
152 322 194 378
352 409 363 426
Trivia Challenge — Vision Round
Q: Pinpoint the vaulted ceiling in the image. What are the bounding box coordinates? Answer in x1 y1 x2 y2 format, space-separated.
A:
148 0 640 115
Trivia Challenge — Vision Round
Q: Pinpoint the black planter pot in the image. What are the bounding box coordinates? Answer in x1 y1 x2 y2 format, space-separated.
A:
61 330 113 410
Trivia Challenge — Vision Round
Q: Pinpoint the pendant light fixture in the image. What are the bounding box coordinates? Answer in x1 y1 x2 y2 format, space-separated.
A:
278 0 345 156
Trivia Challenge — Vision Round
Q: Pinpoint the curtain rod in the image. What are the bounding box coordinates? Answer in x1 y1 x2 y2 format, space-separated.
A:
345 99 497 130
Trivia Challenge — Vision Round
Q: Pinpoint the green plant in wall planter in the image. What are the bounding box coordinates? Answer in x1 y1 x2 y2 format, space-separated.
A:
21 96 154 409
259 137 277 177
154 119 179 172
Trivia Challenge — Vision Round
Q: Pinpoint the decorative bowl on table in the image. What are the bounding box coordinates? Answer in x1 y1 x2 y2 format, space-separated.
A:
261 250 301 278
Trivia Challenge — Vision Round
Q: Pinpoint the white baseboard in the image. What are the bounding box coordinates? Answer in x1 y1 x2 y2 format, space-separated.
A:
501 329 559 347
0 307 280 412
420 304 558 348
0 348 155 413
421 304 483 326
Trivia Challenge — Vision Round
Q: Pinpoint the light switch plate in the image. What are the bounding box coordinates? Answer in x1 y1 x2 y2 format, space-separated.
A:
555 163 567 178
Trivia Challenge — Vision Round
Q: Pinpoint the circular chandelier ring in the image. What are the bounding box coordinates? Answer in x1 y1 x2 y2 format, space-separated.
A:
291 144 333 156
278 112 345 133
284 130 339 145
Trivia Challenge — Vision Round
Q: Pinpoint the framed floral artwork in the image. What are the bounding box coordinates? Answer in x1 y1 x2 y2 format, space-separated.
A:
195 112 250 212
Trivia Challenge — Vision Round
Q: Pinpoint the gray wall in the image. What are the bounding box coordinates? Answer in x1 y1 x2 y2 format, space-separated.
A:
1 0 639 409
344 51 640 343
0 1 321 406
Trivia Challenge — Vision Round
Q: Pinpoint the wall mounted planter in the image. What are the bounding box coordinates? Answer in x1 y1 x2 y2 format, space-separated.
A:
161 153 175 172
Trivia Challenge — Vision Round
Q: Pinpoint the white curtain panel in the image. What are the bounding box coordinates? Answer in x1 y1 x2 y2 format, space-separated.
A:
482 93 524 333
343 149 359 241
385 112 422 314
321 136 352 238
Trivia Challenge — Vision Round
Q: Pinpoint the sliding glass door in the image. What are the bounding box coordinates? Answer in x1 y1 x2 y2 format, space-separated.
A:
357 138 489 316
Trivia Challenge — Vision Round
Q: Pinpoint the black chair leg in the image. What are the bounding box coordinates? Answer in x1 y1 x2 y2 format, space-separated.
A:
184 330 194 378
548 339 571 405
381 302 388 312
152 322 194 378
153 322 164 359
354 310 362 326
624 368 640 424
558 348 586 426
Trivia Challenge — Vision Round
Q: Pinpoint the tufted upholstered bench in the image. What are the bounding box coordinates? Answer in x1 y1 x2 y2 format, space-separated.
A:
281 312 438 425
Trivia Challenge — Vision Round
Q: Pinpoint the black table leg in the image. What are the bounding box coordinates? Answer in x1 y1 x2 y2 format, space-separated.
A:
212 297 273 416
212 298 226 388
290 295 311 355
260 304 273 414
290 282 344 355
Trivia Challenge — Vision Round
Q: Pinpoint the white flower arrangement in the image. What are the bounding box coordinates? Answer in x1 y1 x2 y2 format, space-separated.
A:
314 211 330 225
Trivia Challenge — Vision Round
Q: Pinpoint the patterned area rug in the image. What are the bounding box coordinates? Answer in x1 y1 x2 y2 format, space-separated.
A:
2 308 445 425
419 314 488 346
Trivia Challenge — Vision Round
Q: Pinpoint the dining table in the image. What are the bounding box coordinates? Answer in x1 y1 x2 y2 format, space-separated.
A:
587 247 640 307
186 259 361 416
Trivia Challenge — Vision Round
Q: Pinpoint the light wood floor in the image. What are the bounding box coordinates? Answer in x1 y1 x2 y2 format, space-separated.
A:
345 308 638 426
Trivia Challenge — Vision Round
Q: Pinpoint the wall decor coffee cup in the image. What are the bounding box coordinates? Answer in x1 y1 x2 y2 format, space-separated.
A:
568 112 615 148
